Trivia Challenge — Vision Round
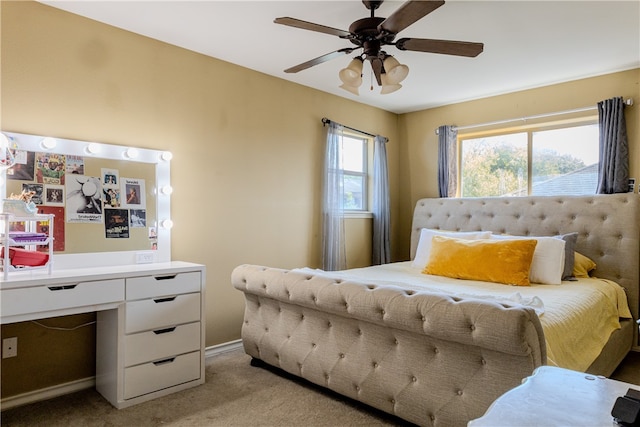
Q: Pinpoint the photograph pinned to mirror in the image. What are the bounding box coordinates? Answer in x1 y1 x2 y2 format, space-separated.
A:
7 151 35 181
66 175 102 222
22 183 44 205
105 209 129 239
44 184 65 206
37 206 65 251
36 152 66 185
122 178 145 208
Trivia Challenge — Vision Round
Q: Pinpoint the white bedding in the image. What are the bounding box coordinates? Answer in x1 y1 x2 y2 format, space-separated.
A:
294 262 632 372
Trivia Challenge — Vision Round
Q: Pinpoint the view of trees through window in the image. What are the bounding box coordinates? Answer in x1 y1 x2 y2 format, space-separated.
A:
460 123 599 197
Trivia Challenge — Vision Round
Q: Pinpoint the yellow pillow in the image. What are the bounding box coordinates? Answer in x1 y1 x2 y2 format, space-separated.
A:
423 235 538 286
573 251 596 278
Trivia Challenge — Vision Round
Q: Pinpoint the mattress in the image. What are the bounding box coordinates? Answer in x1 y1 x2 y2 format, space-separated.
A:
294 262 632 372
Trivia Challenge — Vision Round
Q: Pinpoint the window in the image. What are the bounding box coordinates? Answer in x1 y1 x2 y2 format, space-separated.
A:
460 122 599 197
340 134 368 210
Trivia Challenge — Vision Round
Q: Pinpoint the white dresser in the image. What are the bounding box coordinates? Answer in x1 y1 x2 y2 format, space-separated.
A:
0 261 206 409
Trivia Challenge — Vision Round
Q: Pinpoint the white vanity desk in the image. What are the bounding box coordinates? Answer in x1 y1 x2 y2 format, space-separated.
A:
0 261 206 409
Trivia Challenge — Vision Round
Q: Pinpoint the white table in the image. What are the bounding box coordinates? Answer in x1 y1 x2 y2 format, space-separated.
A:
469 365 638 426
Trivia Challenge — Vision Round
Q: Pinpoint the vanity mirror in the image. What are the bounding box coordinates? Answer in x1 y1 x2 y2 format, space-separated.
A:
0 131 171 270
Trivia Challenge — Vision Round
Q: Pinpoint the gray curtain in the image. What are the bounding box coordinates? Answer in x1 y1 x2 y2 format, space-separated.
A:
438 125 458 197
597 97 629 194
372 135 390 265
322 122 346 271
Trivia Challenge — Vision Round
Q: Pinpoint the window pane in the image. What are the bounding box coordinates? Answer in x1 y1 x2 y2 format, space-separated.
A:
460 133 528 197
341 136 365 173
531 124 598 195
343 174 364 210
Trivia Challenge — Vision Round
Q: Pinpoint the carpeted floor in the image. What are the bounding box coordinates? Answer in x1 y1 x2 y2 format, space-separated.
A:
2 348 640 426
0 348 405 426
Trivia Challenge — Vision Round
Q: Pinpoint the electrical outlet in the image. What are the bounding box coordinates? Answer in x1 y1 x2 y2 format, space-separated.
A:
136 251 155 264
2 337 17 358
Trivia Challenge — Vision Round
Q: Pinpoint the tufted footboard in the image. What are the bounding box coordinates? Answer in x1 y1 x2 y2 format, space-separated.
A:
232 264 546 427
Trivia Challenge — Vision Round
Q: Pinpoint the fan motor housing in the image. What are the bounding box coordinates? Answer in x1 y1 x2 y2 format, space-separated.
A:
348 17 395 45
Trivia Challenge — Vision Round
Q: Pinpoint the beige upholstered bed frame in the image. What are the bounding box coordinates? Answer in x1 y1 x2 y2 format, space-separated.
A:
232 194 639 427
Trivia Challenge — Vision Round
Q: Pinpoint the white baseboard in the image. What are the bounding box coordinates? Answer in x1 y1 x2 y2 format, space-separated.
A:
205 338 243 359
0 377 95 411
0 339 243 411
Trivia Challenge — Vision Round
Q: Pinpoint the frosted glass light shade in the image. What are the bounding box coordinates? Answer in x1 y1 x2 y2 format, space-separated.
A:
339 83 360 96
380 73 402 94
383 56 409 84
339 58 363 85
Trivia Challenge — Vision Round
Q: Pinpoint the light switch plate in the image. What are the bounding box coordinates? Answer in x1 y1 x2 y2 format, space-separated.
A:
136 251 155 264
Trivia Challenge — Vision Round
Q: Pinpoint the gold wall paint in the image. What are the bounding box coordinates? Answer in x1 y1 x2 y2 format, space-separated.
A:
396 69 640 259
1 0 638 400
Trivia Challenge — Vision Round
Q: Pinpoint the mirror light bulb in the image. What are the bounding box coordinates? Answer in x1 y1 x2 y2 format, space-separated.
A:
161 151 173 161
161 185 173 195
161 219 173 229
86 142 101 154
124 147 139 159
41 137 57 150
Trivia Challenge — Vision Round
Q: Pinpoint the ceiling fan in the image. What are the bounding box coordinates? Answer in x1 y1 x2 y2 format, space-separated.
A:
275 0 484 94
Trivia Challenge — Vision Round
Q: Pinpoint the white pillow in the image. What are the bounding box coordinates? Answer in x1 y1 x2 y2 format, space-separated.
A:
490 235 566 285
412 229 492 269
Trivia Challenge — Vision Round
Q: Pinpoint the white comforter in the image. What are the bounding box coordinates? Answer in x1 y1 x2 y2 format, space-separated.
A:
294 262 632 372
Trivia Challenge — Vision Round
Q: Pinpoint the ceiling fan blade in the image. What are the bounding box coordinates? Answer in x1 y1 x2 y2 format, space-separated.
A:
274 17 351 38
378 1 445 34
284 48 356 73
396 38 484 57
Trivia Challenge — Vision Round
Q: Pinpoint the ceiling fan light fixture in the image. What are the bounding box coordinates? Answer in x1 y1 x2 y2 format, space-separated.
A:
383 55 409 84
380 73 402 94
339 83 360 96
380 83 402 95
339 57 364 85
339 68 361 86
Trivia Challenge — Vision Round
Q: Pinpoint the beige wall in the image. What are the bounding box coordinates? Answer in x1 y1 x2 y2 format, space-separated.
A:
1 0 638 399
396 69 640 259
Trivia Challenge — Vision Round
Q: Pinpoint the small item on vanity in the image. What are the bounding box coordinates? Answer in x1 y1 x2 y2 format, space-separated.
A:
2 199 37 216
0 247 49 267
612 388 640 426
8 231 48 243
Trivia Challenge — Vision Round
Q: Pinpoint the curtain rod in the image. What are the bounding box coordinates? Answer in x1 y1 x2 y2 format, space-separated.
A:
322 117 388 142
434 97 634 135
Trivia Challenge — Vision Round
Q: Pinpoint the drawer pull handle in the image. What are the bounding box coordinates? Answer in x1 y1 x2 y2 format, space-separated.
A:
153 357 176 366
154 275 177 281
153 296 177 303
48 285 78 291
153 327 177 335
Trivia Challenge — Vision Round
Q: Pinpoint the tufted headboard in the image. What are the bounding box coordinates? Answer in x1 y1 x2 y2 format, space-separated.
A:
410 194 640 321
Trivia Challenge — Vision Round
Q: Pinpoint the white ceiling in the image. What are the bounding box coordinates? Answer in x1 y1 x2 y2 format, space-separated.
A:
39 1 640 114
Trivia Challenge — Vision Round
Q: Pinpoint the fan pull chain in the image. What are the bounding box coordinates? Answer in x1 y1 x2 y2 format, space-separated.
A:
370 68 374 91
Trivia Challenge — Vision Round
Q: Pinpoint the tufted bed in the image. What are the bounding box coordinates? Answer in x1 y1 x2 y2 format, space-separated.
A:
232 194 639 426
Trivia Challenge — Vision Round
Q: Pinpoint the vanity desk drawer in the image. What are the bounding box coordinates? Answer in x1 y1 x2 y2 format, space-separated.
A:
1 278 125 317
124 321 201 366
123 351 201 400
125 292 200 333
126 271 201 300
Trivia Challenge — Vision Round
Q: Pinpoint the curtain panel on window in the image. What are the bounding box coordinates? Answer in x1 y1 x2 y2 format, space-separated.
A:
322 122 347 271
372 135 390 265
438 125 458 198
597 97 629 194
